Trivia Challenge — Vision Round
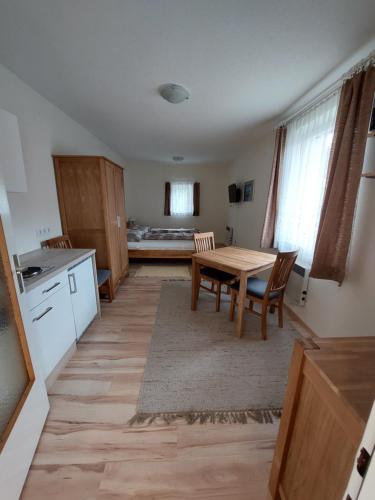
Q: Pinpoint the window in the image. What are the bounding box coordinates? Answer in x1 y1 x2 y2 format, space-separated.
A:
170 181 194 216
274 92 339 268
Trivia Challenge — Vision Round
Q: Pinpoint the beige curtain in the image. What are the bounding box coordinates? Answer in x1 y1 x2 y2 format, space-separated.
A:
260 126 287 248
310 67 375 284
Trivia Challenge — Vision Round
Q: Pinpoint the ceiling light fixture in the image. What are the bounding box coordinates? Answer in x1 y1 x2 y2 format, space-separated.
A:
159 83 190 103
172 155 184 162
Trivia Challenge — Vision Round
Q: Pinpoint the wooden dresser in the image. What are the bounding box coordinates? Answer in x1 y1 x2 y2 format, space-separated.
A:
53 156 128 296
269 336 375 500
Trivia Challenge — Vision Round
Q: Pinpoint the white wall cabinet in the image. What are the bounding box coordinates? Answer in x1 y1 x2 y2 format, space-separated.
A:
0 108 27 192
68 257 97 340
30 283 76 379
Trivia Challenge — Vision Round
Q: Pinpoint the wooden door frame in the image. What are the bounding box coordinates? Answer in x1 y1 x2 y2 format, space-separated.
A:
0 217 35 452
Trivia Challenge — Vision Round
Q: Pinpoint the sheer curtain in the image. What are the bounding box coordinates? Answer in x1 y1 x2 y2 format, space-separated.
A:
274 92 339 268
170 181 194 216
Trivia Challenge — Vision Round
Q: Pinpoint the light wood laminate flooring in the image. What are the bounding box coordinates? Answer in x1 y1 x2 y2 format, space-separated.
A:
21 268 290 499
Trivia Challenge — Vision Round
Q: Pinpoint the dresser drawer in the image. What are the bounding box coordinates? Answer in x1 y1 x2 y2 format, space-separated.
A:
27 270 68 310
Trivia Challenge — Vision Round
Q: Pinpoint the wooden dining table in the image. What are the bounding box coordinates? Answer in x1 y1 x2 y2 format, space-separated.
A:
191 246 276 337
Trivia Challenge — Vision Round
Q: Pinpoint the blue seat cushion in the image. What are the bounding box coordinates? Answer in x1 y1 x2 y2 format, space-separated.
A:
231 277 281 300
200 266 235 282
97 268 112 287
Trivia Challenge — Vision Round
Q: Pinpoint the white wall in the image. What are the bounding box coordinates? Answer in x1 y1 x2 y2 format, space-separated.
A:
293 137 375 337
125 160 230 242
227 131 275 250
0 62 124 254
228 38 375 338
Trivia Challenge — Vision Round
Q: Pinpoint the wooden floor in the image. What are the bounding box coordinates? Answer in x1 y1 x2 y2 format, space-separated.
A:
21 270 280 499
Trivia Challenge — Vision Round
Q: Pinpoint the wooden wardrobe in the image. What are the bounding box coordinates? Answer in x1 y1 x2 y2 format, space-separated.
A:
53 156 128 296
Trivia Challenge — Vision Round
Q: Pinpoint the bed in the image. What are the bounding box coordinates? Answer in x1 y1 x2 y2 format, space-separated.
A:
127 225 197 259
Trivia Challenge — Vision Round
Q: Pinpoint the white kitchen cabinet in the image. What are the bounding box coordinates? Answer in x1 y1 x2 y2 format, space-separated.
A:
27 269 68 310
30 284 76 379
68 257 98 340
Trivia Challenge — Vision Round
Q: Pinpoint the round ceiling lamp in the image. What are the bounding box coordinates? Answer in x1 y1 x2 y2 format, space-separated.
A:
159 83 190 103
172 155 184 162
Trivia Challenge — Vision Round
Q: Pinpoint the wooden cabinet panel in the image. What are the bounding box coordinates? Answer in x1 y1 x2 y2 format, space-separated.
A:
104 161 121 287
55 158 104 230
114 166 128 275
53 156 128 297
281 376 357 500
269 338 375 500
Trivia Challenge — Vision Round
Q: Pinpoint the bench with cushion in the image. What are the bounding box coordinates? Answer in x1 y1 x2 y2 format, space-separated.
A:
96 268 113 302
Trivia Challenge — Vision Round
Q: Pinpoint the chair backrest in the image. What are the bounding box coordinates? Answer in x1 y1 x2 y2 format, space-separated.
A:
44 235 72 249
266 250 298 297
193 232 215 253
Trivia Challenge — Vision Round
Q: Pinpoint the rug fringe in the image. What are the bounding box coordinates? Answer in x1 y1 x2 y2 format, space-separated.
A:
128 408 282 426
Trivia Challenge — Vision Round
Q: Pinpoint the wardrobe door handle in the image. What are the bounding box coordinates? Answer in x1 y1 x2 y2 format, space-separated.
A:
33 307 53 322
68 273 77 294
42 282 60 294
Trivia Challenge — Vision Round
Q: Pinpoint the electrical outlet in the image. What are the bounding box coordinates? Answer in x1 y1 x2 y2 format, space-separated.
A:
35 227 51 239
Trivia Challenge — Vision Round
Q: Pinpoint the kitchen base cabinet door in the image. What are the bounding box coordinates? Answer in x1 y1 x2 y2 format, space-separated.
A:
31 285 76 379
68 257 98 340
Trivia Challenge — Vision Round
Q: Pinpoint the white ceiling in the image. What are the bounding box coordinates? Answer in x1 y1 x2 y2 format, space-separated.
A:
0 0 374 163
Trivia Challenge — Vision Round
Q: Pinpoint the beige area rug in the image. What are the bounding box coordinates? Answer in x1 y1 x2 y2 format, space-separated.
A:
135 264 191 279
130 281 301 425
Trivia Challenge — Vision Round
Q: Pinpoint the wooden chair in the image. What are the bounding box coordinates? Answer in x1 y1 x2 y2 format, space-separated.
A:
45 234 72 249
229 250 298 340
193 232 235 312
44 234 114 303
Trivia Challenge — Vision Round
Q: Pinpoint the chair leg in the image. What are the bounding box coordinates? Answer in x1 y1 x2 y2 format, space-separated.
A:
229 290 236 321
249 300 254 312
216 282 221 312
269 305 275 314
261 302 267 340
278 300 284 328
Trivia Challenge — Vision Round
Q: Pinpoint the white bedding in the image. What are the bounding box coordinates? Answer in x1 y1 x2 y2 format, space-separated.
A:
128 240 195 250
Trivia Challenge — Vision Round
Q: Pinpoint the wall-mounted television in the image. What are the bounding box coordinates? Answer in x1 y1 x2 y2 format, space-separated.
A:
228 183 241 203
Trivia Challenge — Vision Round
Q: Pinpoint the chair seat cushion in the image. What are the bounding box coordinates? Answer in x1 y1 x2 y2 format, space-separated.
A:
200 266 235 282
231 277 281 300
97 268 112 287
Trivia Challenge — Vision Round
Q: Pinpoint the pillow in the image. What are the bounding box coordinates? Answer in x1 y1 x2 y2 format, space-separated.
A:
131 225 150 235
127 229 143 242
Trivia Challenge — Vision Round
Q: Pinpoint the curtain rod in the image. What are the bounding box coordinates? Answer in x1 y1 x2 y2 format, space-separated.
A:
278 49 375 128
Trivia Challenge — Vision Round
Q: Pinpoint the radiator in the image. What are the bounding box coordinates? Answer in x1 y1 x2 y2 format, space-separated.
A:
285 264 309 306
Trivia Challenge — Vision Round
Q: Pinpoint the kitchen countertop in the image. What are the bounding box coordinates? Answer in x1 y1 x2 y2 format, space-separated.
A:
20 248 96 292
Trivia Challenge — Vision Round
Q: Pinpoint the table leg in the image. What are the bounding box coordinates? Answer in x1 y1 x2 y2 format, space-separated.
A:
191 257 200 311
235 271 247 338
